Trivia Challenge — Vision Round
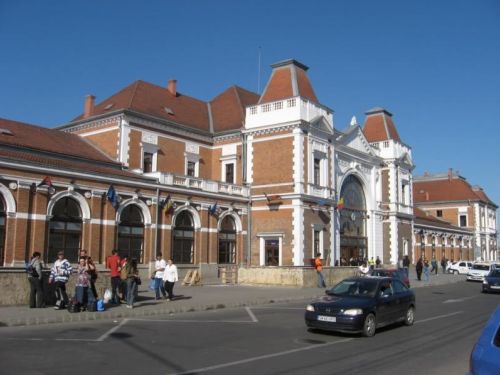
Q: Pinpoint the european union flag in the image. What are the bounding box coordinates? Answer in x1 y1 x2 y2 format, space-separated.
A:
107 185 121 209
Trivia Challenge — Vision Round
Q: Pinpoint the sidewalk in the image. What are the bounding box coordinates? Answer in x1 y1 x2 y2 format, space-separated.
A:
0 270 465 328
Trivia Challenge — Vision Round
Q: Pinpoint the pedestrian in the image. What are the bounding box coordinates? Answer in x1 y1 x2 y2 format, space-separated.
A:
441 256 446 274
423 259 430 282
375 256 381 268
154 252 167 300
75 256 95 309
27 251 44 308
431 257 438 275
368 257 375 267
125 258 139 308
120 255 129 303
106 249 122 304
416 257 423 281
403 255 410 278
314 252 326 288
162 258 179 301
49 251 72 310
80 249 98 299
358 263 370 276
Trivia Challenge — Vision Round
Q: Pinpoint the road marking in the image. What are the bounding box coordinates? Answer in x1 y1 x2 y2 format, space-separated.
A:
96 318 129 342
129 319 255 324
168 338 354 375
443 295 479 304
245 307 259 322
415 311 463 324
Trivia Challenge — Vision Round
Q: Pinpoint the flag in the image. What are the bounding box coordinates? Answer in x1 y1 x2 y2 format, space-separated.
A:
209 202 220 216
318 198 329 207
106 185 121 209
37 176 53 188
336 197 345 210
162 195 174 215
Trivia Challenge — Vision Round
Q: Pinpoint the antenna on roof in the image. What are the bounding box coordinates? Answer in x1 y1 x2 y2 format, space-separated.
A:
257 46 262 94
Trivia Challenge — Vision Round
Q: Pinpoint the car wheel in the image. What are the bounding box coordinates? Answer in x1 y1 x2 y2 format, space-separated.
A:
362 313 376 337
404 306 415 326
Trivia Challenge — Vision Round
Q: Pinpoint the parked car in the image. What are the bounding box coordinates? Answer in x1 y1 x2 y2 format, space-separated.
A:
468 305 500 375
305 276 416 337
467 262 499 282
448 260 474 275
482 268 500 293
370 268 410 288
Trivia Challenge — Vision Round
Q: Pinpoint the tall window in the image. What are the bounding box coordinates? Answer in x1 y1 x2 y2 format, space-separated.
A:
225 163 234 184
48 197 82 263
218 216 236 264
313 230 321 257
313 158 321 185
173 211 194 263
0 198 6 265
117 205 144 263
436 210 442 217
459 215 467 227
265 239 279 266
187 161 196 177
143 152 153 173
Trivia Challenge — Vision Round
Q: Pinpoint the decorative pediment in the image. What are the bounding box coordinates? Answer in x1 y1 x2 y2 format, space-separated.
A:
338 126 375 156
310 116 333 134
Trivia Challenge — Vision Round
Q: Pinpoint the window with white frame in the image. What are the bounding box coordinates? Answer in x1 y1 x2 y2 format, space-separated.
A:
311 148 327 187
225 163 234 184
258 234 282 266
313 158 321 185
459 215 467 227
313 229 322 257
141 142 158 173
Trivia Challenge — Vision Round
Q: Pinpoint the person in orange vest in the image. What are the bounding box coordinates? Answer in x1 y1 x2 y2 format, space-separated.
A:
314 252 326 288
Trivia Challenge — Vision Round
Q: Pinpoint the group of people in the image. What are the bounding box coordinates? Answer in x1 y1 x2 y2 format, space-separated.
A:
27 249 178 310
415 256 450 281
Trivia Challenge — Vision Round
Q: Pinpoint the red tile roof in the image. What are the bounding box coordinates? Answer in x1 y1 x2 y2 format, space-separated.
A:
362 107 401 143
259 59 318 104
210 86 259 132
414 175 497 207
0 117 117 165
71 81 260 134
413 207 472 232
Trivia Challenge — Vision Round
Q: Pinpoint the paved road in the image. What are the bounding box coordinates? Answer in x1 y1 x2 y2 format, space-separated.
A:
0 280 497 375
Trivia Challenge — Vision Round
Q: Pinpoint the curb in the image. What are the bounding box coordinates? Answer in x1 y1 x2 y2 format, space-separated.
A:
0 293 321 328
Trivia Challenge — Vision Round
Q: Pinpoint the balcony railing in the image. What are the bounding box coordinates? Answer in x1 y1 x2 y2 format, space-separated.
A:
145 172 249 197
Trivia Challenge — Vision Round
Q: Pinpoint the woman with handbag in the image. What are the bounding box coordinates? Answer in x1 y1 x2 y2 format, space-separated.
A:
126 258 139 308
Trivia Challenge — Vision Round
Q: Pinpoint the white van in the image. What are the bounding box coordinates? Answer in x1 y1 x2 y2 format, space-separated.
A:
467 262 499 282
448 260 473 275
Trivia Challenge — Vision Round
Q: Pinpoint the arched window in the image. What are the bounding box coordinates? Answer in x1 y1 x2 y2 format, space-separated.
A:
118 205 144 263
218 216 236 264
48 197 82 263
0 198 5 264
173 211 194 264
339 175 367 261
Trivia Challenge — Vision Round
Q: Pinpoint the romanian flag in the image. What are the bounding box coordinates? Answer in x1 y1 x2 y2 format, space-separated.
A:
336 197 345 210
162 195 174 215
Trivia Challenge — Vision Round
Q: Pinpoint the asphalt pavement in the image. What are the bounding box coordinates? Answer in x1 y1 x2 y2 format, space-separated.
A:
0 268 465 327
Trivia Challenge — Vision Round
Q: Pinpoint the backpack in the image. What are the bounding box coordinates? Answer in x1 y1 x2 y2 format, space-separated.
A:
120 263 129 281
26 263 39 278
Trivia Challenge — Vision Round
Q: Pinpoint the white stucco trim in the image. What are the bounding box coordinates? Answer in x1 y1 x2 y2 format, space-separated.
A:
116 198 152 225
217 210 243 232
0 183 16 214
171 205 201 230
47 190 91 220
292 199 304 266
293 128 304 194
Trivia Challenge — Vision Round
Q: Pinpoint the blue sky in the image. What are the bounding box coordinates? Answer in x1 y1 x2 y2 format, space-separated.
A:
1 0 499 212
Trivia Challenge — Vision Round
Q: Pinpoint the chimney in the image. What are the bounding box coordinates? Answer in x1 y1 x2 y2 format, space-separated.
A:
83 95 95 119
448 168 453 181
167 79 177 97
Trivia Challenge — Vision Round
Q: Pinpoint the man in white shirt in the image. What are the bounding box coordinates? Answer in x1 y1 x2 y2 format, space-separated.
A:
162 258 179 301
154 253 167 300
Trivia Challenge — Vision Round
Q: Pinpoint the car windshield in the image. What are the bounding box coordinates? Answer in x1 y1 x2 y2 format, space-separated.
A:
372 270 392 277
488 270 500 277
327 279 378 298
473 264 490 271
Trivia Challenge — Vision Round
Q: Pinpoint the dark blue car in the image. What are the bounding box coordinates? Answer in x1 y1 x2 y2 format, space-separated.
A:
482 268 500 293
468 306 500 375
305 276 416 337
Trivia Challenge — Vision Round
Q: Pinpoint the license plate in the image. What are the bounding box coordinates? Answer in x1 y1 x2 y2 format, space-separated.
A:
318 315 336 322
491 286 500 289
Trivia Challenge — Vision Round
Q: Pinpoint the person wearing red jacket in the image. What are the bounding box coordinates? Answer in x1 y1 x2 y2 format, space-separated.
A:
106 249 121 304
314 252 326 288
